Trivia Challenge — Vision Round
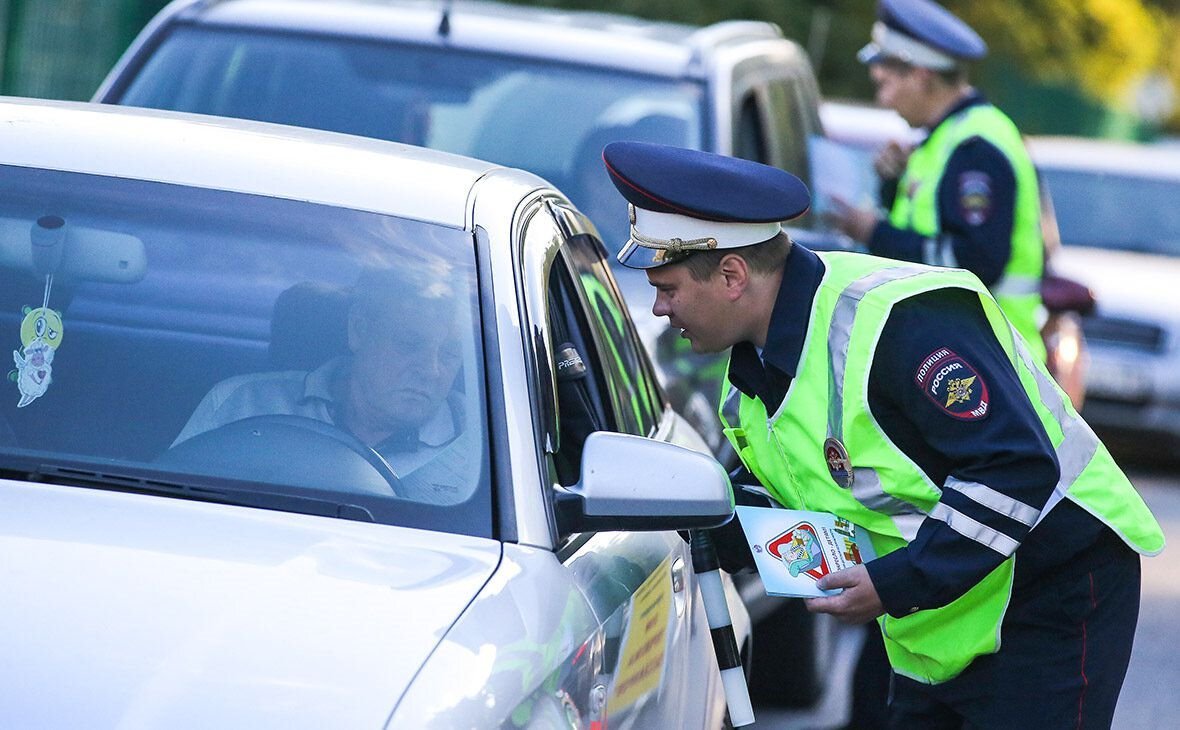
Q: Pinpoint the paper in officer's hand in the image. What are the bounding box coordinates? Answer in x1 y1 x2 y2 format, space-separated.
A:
806 135 880 220
737 505 876 598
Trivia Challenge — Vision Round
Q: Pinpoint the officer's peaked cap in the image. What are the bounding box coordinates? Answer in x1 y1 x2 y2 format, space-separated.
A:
858 0 986 70
602 141 810 270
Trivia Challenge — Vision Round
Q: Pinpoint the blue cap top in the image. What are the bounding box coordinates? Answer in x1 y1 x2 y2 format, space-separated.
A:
602 142 810 269
858 0 986 68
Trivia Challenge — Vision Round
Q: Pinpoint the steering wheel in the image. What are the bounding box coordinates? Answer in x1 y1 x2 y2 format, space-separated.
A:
158 414 402 497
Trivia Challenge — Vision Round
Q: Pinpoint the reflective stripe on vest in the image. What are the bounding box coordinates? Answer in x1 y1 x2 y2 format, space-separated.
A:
827 262 931 541
990 273 1041 298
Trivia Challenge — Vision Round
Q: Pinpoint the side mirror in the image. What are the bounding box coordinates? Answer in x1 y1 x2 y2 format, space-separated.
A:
554 431 734 534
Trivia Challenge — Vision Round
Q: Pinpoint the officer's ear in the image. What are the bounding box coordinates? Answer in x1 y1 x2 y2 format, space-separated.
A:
717 252 750 301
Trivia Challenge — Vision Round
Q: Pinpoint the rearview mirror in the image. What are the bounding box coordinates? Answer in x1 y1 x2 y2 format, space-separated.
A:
0 215 146 283
555 431 734 534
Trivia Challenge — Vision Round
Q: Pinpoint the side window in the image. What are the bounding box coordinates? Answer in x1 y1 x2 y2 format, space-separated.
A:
768 65 824 171
734 93 770 164
560 235 662 437
546 255 609 486
524 203 662 488
765 78 812 186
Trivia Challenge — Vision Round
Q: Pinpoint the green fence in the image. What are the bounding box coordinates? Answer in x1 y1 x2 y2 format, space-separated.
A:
0 0 169 101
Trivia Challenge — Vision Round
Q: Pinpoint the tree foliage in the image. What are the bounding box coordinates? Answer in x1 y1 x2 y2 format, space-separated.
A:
949 0 1162 102
511 0 1180 133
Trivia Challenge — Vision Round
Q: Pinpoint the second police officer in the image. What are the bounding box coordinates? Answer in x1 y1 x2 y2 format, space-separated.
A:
829 0 1049 363
600 139 1164 728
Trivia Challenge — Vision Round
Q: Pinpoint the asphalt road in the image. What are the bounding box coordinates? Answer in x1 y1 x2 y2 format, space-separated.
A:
1111 466 1180 729
753 462 1180 729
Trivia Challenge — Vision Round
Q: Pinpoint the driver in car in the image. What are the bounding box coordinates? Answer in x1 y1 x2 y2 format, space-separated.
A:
173 267 474 505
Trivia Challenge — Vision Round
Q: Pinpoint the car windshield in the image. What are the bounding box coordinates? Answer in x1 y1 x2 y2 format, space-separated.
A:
1040 167 1180 256
116 25 706 253
0 164 491 537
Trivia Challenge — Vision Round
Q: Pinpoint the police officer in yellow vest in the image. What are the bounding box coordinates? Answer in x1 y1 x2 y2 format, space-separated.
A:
602 140 1163 728
830 0 1048 363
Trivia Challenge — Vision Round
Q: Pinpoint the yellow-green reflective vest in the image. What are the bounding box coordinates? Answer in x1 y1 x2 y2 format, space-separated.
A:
890 104 1047 362
720 251 1164 684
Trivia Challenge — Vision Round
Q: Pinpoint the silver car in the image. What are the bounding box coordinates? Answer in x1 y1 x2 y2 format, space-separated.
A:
96 3 870 723
95 0 836 456
0 97 747 728
1029 136 1180 453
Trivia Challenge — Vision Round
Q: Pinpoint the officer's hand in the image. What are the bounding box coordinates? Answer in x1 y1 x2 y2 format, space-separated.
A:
824 196 880 244
874 140 910 180
803 564 884 625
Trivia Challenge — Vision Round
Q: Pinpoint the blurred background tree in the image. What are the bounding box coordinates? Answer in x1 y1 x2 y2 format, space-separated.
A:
523 0 1180 138
1 0 1178 138
0 0 170 100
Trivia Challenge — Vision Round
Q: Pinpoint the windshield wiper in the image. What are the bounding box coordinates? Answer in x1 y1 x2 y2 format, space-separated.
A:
0 461 376 522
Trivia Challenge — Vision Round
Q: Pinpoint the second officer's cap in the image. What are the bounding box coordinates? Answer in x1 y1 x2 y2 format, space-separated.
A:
602 142 810 270
857 0 987 71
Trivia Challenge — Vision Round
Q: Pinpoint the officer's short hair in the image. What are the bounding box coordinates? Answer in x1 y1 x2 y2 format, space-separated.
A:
935 65 968 86
679 231 792 282
877 56 968 87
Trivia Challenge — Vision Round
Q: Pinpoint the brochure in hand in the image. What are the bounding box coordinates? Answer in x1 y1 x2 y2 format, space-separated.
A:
805 135 880 220
736 505 876 598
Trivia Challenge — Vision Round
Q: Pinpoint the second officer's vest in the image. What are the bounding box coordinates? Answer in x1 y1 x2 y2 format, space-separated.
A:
720 251 1164 684
890 103 1047 362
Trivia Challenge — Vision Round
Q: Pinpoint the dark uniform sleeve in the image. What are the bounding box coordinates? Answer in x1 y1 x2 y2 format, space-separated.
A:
862 288 1060 617
867 137 1017 287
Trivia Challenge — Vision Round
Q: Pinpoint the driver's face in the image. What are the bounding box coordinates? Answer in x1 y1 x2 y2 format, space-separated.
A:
348 300 462 432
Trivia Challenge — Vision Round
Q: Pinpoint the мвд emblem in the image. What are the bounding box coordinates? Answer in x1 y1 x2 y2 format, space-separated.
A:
914 347 990 420
823 437 854 488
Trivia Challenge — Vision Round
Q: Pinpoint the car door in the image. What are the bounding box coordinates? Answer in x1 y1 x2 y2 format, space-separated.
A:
528 199 726 730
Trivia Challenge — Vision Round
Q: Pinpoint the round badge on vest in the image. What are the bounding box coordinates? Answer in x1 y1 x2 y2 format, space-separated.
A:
823 437 854 488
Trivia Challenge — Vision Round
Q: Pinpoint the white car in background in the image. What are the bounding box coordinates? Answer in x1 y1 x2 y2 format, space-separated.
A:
1028 136 1180 454
0 97 746 729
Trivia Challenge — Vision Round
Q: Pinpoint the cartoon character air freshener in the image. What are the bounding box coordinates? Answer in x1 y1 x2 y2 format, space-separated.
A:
9 215 67 407
12 305 63 407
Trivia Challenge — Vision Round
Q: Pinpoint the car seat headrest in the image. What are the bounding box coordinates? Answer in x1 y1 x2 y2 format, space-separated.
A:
268 282 352 370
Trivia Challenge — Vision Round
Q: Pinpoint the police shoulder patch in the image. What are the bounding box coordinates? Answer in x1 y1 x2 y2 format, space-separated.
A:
913 347 990 420
958 171 992 226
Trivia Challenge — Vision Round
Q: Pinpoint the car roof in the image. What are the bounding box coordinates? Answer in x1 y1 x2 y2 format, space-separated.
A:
1027 135 1180 181
0 96 511 227
168 0 783 78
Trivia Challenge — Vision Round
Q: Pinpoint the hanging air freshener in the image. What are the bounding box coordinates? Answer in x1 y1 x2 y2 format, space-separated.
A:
11 297 64 408
9 216 67 407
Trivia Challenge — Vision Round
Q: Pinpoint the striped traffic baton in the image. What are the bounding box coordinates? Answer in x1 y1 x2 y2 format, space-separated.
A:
691 528 755 727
